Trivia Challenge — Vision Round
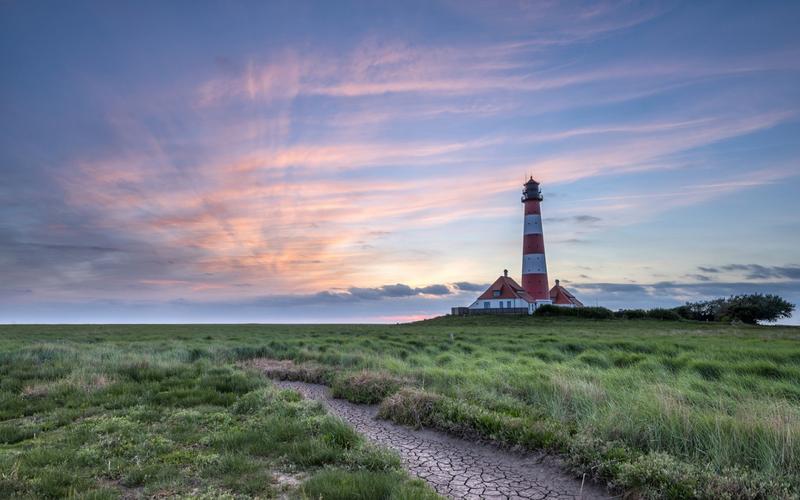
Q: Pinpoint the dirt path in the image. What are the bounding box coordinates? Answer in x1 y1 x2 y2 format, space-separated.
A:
274 380 609 500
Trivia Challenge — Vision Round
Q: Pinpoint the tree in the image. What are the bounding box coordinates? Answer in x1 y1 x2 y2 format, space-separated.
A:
673 294 795 325
720 294 795 325
673 299 724 322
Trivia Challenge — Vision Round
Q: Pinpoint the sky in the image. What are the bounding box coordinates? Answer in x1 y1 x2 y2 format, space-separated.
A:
1 0 799 324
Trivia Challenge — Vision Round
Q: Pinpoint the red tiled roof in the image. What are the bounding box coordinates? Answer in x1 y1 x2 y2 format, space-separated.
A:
476 275 535 303
549 283 584 306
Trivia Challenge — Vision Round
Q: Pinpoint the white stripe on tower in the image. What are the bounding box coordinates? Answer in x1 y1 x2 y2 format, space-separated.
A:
522 253 547 274
523 214 543 235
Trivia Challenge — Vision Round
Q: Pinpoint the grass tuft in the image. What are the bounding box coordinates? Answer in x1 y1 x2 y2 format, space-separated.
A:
300 469 440 500
331 371 404 404
378 388 441 428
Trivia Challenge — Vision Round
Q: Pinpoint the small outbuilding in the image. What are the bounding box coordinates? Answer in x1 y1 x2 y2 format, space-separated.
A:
549 279 584 307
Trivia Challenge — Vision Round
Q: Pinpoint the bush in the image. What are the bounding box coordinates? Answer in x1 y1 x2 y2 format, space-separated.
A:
614 309 682 321
673 300 723 322
615 309 649 320
535 305 614 319
674 294 795 324
723 294 795 324
645 308 682 321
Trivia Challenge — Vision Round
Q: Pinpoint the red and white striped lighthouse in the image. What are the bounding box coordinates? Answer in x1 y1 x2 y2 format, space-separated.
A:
521 177 550 302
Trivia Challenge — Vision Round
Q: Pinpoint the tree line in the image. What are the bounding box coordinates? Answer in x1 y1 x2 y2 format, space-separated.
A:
534 294 795 325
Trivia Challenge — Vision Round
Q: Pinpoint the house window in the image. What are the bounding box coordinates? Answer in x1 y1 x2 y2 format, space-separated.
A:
499 301 504 308
484 301 490 308
493 290 501 297
507 300 512 308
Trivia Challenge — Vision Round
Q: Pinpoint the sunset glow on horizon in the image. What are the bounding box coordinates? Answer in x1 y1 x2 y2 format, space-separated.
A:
2 1 799 323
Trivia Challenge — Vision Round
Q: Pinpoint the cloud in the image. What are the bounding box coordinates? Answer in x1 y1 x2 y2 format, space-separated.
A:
557 238 591 244
572 279 800 304
4 276 797 324
416 284 452 296
575 283 649 294
3 3 799 322
522 111 797 187
718 264 800 280
545 215 602 224
346 283 455 300
452 282 489 292
694 264 800 280
442 0 671 42
559 165 798 226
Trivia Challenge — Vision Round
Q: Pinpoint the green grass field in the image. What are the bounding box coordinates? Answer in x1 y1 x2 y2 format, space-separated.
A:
1 318 799 498
0 326 438 499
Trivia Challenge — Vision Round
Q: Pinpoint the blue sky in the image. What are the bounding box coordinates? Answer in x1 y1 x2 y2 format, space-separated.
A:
1 1 799 323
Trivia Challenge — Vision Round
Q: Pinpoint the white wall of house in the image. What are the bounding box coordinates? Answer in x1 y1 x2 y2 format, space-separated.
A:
466 298 554 315
469 298 530 310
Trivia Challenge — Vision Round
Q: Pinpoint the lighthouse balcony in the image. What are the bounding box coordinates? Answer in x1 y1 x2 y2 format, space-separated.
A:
521 192 543 202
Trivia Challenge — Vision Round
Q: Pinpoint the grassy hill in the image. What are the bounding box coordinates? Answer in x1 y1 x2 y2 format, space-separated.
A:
1 318 799 498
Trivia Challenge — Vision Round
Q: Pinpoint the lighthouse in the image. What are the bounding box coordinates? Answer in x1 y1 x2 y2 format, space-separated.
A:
521 177 551 303
454 175 583 317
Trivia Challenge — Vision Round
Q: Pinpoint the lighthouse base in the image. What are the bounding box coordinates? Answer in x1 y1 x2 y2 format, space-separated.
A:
527 299 552 315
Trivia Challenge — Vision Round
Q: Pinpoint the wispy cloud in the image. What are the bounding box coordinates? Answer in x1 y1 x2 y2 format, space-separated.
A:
3 0 800 321
709 264 800 280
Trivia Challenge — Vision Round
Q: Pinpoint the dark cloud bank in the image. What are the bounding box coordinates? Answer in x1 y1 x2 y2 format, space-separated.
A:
696 264 800 280
3 273 799 324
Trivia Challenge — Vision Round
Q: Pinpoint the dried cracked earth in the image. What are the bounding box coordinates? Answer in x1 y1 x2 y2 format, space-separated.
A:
273 380 610 500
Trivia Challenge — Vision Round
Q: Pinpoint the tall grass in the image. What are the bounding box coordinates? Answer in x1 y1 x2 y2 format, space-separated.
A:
2 320 799 497
0 336 438 498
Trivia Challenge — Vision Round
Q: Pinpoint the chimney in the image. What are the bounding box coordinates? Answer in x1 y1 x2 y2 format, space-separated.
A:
555 279 560 286
503 269 508 277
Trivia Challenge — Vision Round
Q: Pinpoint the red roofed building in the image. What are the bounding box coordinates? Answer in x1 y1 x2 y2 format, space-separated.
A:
466 270 538 315
550 279 584 307
450 176 585 316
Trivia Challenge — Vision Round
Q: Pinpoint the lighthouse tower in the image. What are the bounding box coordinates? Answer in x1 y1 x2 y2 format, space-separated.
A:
521 177 551 304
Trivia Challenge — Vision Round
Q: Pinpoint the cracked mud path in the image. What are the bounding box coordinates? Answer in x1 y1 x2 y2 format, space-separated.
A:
274 381 608 500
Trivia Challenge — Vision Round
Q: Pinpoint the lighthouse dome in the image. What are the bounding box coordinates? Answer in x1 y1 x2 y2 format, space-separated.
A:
522 176 543 202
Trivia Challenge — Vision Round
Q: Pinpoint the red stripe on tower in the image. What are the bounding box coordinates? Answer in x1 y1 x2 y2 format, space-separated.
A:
521 177 550 301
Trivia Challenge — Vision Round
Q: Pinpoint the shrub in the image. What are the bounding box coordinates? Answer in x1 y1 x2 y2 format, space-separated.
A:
722 294 795 324
673 300 723 322
645 308 683 321
615 309 648 319
535 305 614 319
674 294 795 324
331 371 403 404
614 308 682 321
